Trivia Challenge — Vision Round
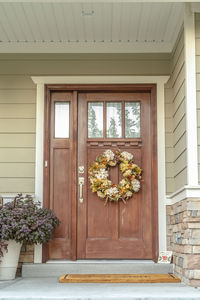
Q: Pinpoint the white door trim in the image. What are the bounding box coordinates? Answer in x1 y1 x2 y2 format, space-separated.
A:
32 75 169 263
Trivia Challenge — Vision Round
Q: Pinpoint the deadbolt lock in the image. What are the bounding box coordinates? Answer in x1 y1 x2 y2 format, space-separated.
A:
79 166 84 174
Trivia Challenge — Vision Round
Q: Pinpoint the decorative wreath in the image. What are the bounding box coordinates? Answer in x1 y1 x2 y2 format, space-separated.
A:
89 150 142 204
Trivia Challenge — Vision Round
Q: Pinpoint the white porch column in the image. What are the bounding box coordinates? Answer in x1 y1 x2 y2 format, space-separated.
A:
34 83 44 263
184 3 198 186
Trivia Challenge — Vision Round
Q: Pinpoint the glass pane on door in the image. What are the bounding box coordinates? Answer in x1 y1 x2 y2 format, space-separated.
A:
125 102 140 138
88 102 103 138
106 102 122 138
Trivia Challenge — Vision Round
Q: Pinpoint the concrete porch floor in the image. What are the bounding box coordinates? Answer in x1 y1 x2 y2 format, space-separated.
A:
0 277 200 300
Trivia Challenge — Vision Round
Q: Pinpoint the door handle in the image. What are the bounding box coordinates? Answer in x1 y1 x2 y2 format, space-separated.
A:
79 177 84 203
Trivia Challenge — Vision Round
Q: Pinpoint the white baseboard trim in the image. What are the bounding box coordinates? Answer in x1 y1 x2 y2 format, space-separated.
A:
165 185 200 205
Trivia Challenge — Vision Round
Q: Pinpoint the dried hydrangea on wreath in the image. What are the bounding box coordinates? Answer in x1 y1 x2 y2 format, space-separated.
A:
89 149 142 204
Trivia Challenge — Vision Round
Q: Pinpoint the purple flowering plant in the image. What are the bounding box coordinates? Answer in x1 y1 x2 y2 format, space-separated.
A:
0 194 60 247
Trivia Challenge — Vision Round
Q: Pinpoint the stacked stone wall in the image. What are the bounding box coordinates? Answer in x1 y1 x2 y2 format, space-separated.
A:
167 198 200 286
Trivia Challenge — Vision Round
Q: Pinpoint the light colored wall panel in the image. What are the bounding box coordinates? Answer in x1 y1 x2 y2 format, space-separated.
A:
165 118 173 133
171 30 184 69
174 167 187 191
165 103 172 118
0 59 171 76
0 54 171 76
170 49 184 87
165 133 173 148
0 178 35 193
0 134 35 148
0 148 35 162
0 89 36 104
173 116 186 145
166 147 174 163
166 163 174 178
197 109 200 125
172 65 185 96
165 28 187 194
166 178 174 194
165 88 173 104
195 39 200 56
174 133 187 161
195 20 200 38
196 91 200 109
174 150 187 177
173 100 186 129
0 104 36 118
0 119 35 133
0 76 35 89
196 74 200 90
0 163 35 178
173 83 185 113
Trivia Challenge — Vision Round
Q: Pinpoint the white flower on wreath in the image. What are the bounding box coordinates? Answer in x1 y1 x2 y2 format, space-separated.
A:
119 179 127 186
104 149 115 161
131 179 140 192
121 151 133 161
102 180 112 187
123 169 132 177
106 187 119 196
95 169 109 180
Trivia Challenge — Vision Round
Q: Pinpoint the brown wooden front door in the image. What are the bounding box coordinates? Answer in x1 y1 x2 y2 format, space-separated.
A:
43 85 158 261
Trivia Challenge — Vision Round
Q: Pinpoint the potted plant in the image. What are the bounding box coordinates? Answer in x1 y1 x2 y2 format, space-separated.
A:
0 194 60 280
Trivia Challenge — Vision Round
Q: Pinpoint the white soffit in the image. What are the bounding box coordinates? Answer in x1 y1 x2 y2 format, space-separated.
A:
0 2 184 53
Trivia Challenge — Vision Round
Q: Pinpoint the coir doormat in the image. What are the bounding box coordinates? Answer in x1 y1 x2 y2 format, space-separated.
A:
59 273 180 283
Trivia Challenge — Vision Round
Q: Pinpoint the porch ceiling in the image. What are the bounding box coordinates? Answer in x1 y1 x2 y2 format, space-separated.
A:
0 2 184 53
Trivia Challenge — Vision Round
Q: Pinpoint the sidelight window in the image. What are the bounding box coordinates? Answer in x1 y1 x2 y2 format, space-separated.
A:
55 102 69 138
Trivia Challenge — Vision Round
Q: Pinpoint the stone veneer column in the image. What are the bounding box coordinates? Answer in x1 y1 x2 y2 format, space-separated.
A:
167 199 200 286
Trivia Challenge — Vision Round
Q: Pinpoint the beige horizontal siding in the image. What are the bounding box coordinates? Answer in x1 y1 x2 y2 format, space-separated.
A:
0 104 36 119
0 163 35 178
0 178 35 193
172 29 187 190
0 134 35 148
174 168 187 191
174 133 187 162
165 27 187 194
0 119 35 133
0 148 35 162
0 90 36 104
165 85 174 194
0 75 36 194
196 14 200 183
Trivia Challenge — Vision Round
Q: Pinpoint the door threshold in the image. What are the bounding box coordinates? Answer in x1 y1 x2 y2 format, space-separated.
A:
46 260 155 264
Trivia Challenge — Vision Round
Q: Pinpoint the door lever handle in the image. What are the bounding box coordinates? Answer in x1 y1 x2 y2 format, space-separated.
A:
79 177 84 203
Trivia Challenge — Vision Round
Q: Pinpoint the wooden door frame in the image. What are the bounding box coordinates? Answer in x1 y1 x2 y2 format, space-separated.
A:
43 84 158 262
